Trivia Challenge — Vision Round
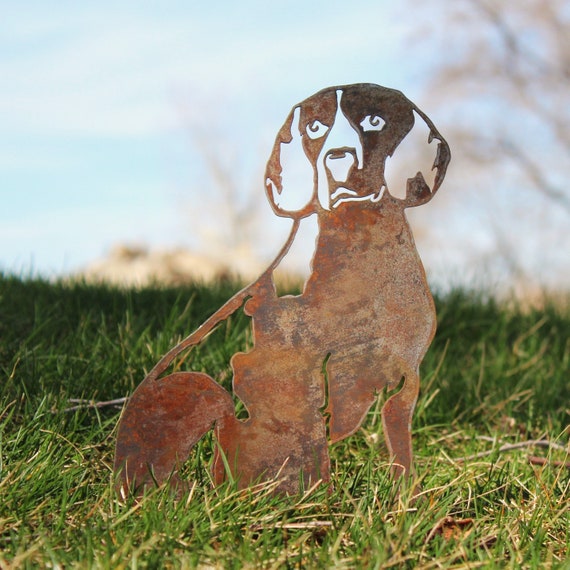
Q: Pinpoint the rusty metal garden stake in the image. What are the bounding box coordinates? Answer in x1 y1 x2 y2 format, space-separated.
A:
114 83 451 496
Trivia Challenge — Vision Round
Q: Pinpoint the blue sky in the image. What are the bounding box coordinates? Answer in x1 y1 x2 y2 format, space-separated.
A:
3 1 566 293
2 1 442 277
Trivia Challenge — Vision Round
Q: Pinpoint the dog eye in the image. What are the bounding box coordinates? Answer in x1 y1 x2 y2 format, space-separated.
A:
360 114 385 132
306 120 330 139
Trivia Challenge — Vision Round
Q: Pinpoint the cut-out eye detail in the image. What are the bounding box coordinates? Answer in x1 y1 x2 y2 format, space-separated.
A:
306 120 330 140
360 114 385 132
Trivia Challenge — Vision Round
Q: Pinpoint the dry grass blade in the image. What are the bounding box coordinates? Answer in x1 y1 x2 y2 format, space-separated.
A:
455 439 567 462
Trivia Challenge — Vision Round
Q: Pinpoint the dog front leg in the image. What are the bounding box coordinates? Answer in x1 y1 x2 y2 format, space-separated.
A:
381 362 420 479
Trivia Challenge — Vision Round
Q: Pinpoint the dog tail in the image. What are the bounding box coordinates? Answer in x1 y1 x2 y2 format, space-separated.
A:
114 371 234 497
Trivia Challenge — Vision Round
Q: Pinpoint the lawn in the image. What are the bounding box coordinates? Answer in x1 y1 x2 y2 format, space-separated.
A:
0 274 569 568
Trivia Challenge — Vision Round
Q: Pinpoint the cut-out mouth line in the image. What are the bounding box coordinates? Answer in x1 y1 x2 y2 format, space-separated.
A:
330 186 386 208
330 187 357 200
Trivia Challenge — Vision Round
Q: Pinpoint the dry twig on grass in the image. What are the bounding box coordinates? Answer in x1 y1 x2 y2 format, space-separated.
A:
61 397 128 413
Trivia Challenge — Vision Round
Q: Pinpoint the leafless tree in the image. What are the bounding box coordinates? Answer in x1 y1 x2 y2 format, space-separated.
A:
174 102 275 280
403 0 570 293
436 0 569 209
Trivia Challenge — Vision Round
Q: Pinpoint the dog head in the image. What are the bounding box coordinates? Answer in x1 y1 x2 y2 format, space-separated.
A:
265 83 450 218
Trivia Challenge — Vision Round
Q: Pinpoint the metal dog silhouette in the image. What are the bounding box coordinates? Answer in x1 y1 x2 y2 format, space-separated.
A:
114 83 451 496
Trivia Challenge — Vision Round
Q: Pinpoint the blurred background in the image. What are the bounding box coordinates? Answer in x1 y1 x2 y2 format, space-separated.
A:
2 0 568 297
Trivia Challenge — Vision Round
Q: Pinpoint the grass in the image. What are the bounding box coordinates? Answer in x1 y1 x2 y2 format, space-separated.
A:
0 273 569 568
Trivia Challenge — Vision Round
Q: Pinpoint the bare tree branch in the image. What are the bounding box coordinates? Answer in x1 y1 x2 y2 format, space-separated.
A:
499 139 570 213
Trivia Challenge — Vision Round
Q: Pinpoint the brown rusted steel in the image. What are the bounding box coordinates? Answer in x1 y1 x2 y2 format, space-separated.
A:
114 83 451 497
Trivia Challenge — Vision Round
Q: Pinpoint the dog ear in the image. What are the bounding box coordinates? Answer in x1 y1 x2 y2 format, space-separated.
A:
384 108 450 208
265 106 316 218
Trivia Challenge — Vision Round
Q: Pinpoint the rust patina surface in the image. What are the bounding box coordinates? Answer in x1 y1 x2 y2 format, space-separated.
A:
114 83 451 496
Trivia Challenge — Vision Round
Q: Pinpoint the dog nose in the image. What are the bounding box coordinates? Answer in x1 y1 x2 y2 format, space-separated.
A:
325 148 356 182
